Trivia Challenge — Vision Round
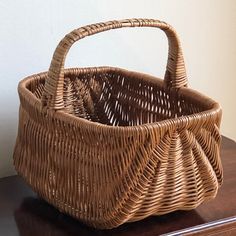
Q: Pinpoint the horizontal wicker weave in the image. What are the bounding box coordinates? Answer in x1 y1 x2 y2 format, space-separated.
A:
14 19 223 229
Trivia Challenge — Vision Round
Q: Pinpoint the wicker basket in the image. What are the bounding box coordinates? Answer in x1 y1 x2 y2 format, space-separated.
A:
13 19 223 229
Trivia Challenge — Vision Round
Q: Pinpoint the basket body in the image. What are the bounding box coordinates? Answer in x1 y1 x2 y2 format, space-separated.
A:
13 19 223 229
14 67 222 229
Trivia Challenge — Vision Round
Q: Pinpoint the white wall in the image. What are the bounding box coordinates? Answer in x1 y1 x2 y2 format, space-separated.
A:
0 0 235 178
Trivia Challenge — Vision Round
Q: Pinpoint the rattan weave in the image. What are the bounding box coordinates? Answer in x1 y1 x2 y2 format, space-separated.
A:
13 19 223 229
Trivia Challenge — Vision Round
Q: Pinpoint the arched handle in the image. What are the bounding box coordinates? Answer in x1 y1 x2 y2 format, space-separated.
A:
42 18 188 110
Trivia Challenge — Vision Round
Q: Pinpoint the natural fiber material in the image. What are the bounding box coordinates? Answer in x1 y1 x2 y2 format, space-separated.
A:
13 19 223 229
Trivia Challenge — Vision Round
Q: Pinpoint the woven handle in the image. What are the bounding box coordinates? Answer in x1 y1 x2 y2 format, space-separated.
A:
42 18 187 110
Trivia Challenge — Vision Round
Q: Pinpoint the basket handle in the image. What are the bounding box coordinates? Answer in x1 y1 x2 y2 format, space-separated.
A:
42 18 188 110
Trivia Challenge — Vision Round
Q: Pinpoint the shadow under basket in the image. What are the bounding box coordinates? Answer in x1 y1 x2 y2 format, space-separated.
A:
14 18 223 229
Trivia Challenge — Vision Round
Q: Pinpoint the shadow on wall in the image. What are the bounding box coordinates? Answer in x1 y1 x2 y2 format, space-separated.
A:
0 112 18 177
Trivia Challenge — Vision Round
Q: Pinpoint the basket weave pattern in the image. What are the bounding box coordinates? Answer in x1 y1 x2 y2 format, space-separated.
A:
14 19 223 229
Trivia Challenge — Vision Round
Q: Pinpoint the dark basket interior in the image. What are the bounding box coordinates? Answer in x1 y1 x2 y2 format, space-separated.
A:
27 67 211 127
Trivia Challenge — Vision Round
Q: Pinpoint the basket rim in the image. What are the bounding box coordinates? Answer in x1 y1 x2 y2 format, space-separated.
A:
18 66 222 133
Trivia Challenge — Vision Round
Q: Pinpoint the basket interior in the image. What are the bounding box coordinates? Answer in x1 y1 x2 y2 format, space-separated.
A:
27 67 211 127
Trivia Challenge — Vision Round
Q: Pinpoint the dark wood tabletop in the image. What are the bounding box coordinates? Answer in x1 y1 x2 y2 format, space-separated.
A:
0 136 236 236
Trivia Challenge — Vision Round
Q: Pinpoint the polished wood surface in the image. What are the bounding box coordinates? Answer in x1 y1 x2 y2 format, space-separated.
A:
0 136 236 235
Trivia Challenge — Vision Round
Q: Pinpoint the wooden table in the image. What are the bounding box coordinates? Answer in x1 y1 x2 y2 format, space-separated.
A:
0 136 236 236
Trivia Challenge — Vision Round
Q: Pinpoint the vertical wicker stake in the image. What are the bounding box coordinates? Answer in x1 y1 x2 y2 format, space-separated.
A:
14 19 223 229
